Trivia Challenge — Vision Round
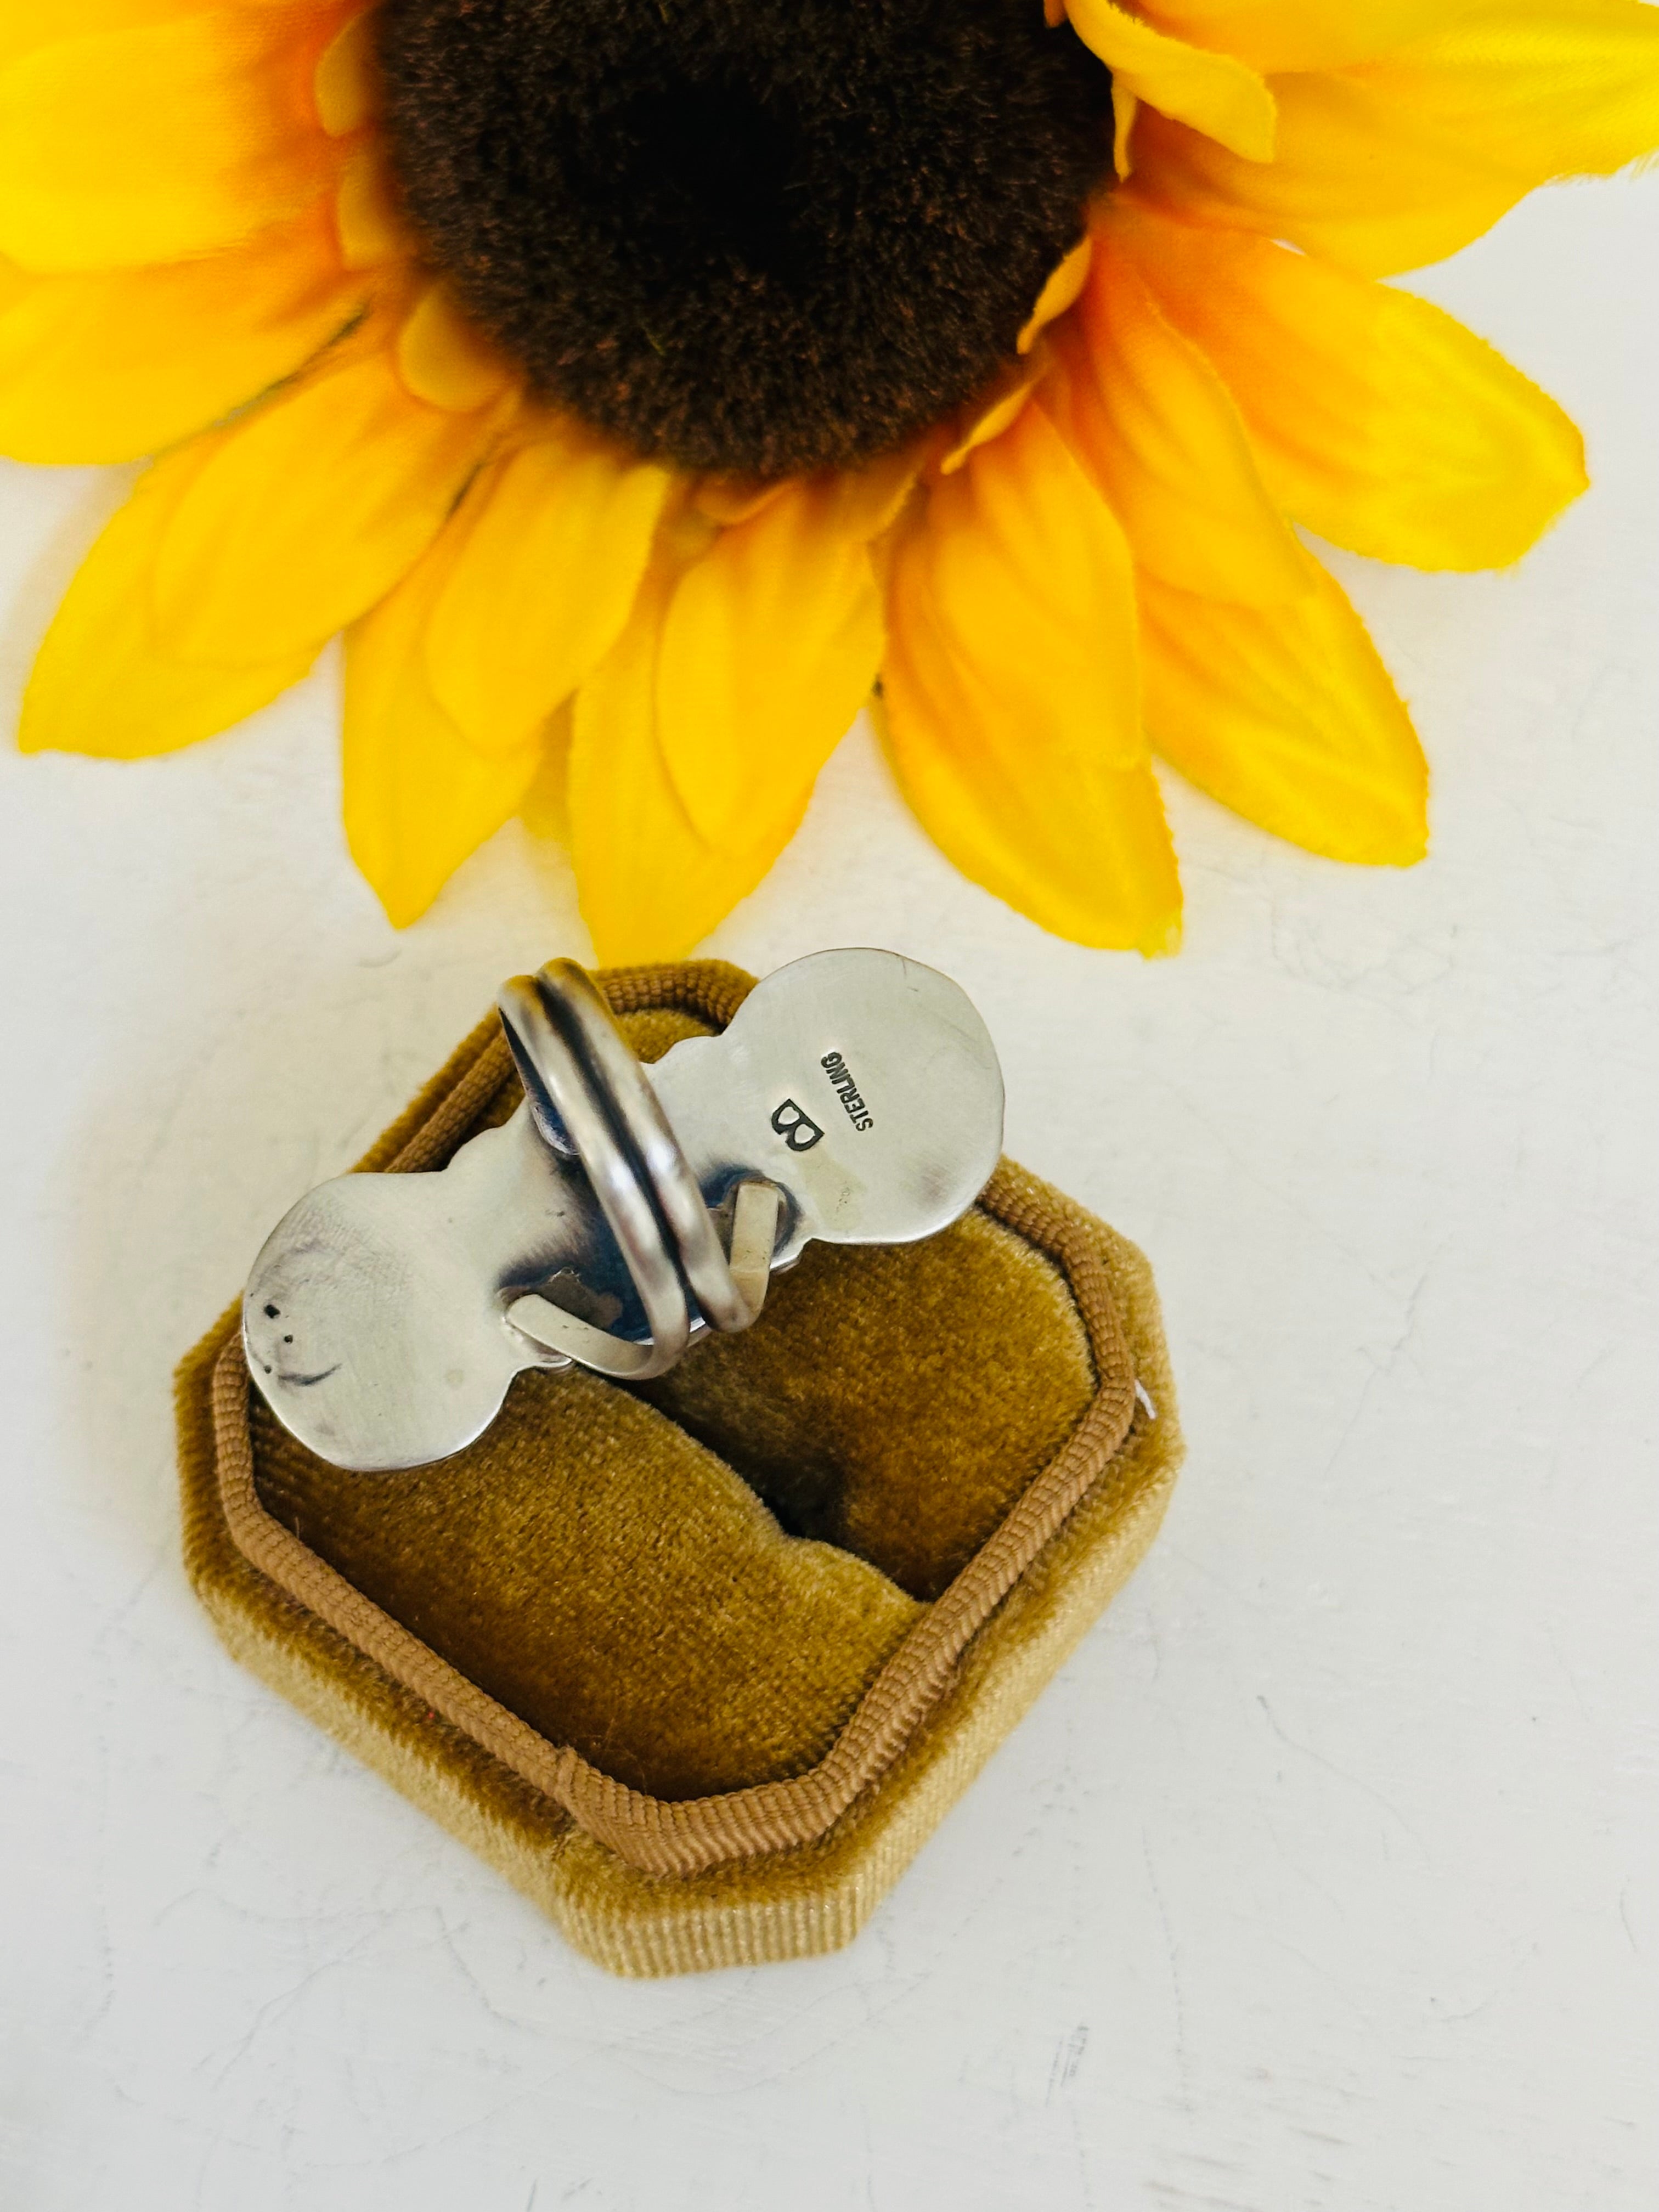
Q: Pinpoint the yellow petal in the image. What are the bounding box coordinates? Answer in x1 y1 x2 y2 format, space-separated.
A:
0 9 341 274
1132 0 1448 73
1117 202 1585 569
1046 223 1308 605
151 343 505 664
879 405 1181 952
877 625 1182 956
1133 0 1659 277
425 425 671 755
1139 554 1427 862
654 455 916 850
0 1 241 73
343 520 544 927
1017 235 1093 354
1062 0 1278 160
938 357 1042 475
334 138 405 268
0 206 364 464
394 283 514 412
893 397 1147 773
568 519 803 962
689 475 792 527
1375 0 1659 182
0 253 30 316
1113 87 1141 178
19 439 315 758
313 4 376 134
518 698 575 847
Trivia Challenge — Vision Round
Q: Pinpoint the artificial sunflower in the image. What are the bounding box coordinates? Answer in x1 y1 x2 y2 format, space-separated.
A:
3 0 1656 955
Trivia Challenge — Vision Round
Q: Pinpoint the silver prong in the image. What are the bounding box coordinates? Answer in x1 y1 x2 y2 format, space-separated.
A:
726 1178 785 1324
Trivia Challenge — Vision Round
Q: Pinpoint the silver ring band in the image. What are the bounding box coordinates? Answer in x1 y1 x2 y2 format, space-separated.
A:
532 960 760 1335
495 973 692 1380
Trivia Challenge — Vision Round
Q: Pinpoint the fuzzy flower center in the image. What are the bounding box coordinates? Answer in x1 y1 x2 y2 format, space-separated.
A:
379 0 1114 477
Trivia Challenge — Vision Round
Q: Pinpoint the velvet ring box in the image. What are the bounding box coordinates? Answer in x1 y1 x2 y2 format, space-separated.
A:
176 960 1183 1976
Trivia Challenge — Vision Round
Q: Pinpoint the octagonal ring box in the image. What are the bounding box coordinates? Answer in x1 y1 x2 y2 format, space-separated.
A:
176 960 1183 1977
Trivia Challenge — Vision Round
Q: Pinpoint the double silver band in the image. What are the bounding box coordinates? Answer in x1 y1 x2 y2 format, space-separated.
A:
495 962 780 1380
538 962 754 1335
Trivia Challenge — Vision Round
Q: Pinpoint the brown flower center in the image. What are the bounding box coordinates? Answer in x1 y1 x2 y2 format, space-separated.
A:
379 0 1113 477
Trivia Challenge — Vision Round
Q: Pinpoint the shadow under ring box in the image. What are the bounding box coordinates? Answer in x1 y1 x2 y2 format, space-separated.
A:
177 960 1183 1976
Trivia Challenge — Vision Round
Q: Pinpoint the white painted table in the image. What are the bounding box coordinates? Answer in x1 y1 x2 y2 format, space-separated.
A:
2 178 1654 2212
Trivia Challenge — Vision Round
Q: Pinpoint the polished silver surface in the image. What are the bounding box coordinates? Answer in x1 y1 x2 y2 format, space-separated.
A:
512 961 756 1337
243 948 1005 1472
244 1108 584 1474
493 971 692 1380
647 948 1005 1261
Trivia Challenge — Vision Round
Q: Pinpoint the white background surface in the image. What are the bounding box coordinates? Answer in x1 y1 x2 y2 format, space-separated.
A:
1 175 1655 2212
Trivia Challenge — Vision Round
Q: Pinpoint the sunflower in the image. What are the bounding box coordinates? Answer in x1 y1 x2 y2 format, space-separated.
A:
3 0 1656 956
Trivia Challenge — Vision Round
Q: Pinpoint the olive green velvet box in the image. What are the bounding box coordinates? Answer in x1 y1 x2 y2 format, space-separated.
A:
176 960 1182 1976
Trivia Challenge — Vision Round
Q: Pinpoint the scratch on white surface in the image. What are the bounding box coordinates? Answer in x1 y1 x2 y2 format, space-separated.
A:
199 1933 386 2093
1143 1831 1192 2107
1255 1696 1432 1867
1144 2184 1265 2212
1046 2024 1089 2104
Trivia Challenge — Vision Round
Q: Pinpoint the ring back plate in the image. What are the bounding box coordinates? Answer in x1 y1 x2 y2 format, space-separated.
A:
241 950 1003 1472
